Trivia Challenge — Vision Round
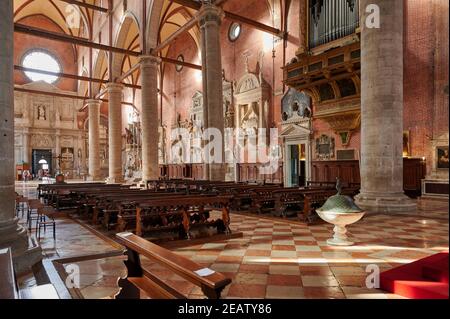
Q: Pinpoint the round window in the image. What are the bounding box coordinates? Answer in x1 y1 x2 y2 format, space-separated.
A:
228 23 241 42
22 50 61 84
176 55 184 72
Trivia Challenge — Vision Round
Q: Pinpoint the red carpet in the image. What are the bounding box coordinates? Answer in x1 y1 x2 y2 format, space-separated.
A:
380 252 449 299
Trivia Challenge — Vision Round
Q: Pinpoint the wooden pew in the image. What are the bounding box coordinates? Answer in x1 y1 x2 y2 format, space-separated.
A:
42 183 125 208
51 185 130 210
94 192 204 230
39 182 105 201
201 184 281 211
248 186 299 214
118 195 233 240
72 188 168 217
147 179 243 193
115 232 231 299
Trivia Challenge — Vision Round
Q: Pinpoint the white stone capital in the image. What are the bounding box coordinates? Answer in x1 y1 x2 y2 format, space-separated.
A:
86 99 102 106
140 55 162 67
197 4 225 27
105 82 124 92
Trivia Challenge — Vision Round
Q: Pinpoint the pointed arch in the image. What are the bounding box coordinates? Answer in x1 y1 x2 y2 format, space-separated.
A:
146 0 165 51
112 11 142 80
92 50 108 95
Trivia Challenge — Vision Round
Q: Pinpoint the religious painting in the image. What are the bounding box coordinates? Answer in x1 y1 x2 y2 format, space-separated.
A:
437 146 449 169
61 147 74 170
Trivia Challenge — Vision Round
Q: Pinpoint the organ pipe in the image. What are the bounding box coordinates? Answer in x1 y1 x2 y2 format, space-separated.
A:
309 0 359 48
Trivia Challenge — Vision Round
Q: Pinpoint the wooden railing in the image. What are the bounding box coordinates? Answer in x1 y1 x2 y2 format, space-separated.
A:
115 233 232 299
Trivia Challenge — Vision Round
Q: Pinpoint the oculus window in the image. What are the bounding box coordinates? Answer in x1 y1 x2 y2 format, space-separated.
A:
22 50 61 84
228 23 241 42
176 55 184 72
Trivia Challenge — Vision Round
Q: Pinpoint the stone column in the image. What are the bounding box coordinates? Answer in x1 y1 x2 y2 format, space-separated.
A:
55 130 61 173
197 4 226 181
23 129 30 164
355 0 416 213
106 83 124 183
199 16 210 181
297 0 308 55
0 0 41 274
87 99 101 180
140 55 161 183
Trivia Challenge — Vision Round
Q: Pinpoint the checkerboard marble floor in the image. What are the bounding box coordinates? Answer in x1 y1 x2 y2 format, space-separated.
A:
15 183 449 299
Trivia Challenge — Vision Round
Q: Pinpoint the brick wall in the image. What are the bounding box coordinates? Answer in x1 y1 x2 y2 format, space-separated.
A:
404 0 449 174
14 15 78 92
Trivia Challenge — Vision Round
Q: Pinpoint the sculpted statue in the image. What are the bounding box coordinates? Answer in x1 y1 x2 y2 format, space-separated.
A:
37 105 46 121
125 127 133 145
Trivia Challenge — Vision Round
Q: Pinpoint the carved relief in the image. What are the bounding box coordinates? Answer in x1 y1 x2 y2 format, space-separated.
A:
223 75 234 129
234 55 271 135
36 104 48 121
241 103 259 132
190 91 204 128
60 135 74 148
61 147 74 170
14 134 22 146
281 88 312 122
14 94 26 119
315 134 335 160
159 124 167 164
30 134 54 148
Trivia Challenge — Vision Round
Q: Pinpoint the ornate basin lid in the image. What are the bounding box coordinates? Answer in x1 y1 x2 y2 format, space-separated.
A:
316 194 363 214
316 178 364 214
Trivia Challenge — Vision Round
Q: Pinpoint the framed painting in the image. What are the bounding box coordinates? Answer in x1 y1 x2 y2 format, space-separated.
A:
437 146 449 169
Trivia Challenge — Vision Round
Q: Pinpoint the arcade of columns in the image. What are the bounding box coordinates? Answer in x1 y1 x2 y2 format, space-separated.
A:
87 3 227 184
0 0 415 273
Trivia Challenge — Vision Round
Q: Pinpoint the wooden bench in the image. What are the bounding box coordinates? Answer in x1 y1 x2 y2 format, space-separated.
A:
118 195 233 240
93 192 204 230
71 188 169 220
45 184 128 210
115 233 231 299
39 182 106 201
249 186 299 214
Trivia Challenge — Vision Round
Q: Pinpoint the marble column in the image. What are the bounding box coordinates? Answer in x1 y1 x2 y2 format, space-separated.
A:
106 83 124 183
87 99 101 180
355 0 416 213
0 0 42 274
197 4 226 181
140 55 161 183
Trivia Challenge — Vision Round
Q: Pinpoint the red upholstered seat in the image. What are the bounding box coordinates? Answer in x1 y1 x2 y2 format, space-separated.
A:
380 252 449 299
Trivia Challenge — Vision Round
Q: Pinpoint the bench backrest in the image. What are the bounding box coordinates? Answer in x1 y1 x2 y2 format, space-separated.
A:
116 233 231 299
